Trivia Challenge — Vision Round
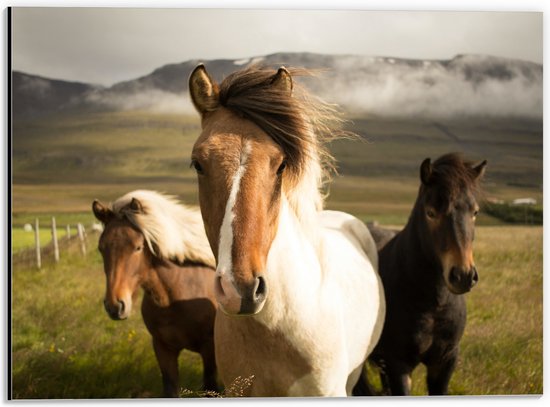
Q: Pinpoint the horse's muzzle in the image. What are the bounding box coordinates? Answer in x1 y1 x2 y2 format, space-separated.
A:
215 274 267 316
448 266 479 294
104 298 129 320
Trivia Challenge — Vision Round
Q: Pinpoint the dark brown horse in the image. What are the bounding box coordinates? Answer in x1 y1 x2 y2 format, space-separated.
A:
355 153 487 396
92 190 219 397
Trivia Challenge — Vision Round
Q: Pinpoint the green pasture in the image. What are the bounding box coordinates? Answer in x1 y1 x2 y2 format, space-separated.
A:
11 225 543 398
11 212 99 252
11 243 205 398
11 228 68 252
12 111 542 213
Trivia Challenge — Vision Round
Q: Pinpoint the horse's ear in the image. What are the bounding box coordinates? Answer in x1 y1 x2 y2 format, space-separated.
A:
92 200 113 224
472 159 487 180
271 66 293 95
188 64 219 115
128 198 144 213
420 158 432 185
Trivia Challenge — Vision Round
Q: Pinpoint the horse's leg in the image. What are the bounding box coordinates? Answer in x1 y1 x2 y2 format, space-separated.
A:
426 350 458 395
378 360 392 396
384 360 413 396
152 338 180 397
351 365 378 396
200 339 219 393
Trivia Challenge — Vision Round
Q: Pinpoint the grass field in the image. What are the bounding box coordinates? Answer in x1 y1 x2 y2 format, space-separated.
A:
10 225 542 398
11 241 206 398
11 111 542 216
10 110 543 398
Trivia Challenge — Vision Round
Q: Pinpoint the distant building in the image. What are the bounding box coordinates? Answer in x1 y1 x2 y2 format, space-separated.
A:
512 198 537 205
487 197 505 204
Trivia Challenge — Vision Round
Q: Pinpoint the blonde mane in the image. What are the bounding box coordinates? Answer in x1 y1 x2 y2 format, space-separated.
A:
111 190 216 268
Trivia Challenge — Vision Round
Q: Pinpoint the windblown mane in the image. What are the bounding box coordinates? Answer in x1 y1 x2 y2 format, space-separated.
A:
111 190 216 268
217 65 353 230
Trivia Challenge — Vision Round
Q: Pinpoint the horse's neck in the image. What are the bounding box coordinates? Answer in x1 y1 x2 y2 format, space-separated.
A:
141 260 176 307
257 198 324 327
402 204 438 266
397 207 448 279
396 210 451 303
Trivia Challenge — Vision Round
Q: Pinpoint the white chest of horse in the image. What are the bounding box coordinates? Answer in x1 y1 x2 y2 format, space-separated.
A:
214 204 385 397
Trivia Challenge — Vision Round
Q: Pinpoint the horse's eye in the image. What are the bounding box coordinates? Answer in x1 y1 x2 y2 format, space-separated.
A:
190 159 204 175
473 210 479 218
135 245 143 252
426 209 436 219
276 160 287 176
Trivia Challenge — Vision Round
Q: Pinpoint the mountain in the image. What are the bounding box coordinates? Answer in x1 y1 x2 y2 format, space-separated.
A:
11 71 103 118
12 52 543 119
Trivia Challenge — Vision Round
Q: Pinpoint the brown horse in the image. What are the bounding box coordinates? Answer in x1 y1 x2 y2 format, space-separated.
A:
355 153 487 396
92 190 219 397
188 64 384 396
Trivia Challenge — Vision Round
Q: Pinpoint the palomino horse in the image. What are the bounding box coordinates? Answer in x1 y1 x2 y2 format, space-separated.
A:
363 153 487 396
188 64 385 397
92 190 219 397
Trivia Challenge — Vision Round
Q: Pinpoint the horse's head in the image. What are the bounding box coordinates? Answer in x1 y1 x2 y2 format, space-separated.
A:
92 198 150 320
188 65 301 316
416 153 487 294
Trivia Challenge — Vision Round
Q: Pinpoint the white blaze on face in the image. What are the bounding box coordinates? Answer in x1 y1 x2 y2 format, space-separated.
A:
216 140 252 283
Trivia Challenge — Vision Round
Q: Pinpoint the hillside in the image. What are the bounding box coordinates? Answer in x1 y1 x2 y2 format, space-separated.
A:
12 71 102 118
11 111 542 226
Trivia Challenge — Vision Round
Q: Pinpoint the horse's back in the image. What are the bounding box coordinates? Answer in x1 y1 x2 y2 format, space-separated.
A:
367 223 399 252
319 210 378 271
170 263 217 301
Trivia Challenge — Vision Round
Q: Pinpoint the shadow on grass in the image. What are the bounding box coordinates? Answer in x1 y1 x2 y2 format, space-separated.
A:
12 342 205 399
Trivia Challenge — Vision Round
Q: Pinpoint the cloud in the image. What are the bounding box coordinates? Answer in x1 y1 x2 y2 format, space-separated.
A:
85 89 195 114
315 55 542 119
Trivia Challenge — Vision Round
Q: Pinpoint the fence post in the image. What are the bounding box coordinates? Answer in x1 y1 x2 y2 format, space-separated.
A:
51 217 59 263
34 218 41 269
77 223 87 256
66 224 71 240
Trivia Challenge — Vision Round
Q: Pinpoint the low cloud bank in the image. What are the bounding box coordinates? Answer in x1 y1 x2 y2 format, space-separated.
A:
85 88 194 114
319 55 542 119
86 54 542 119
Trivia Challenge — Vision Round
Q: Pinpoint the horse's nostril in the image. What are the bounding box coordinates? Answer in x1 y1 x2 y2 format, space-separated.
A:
471 267 479 286
254 276 267 302
118 300 125 315
449 267 459 284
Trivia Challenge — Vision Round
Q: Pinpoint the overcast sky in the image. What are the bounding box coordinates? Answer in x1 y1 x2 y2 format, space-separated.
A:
11 5 543 86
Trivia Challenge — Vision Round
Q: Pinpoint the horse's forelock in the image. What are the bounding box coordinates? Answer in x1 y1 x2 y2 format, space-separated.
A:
430 153 484 201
